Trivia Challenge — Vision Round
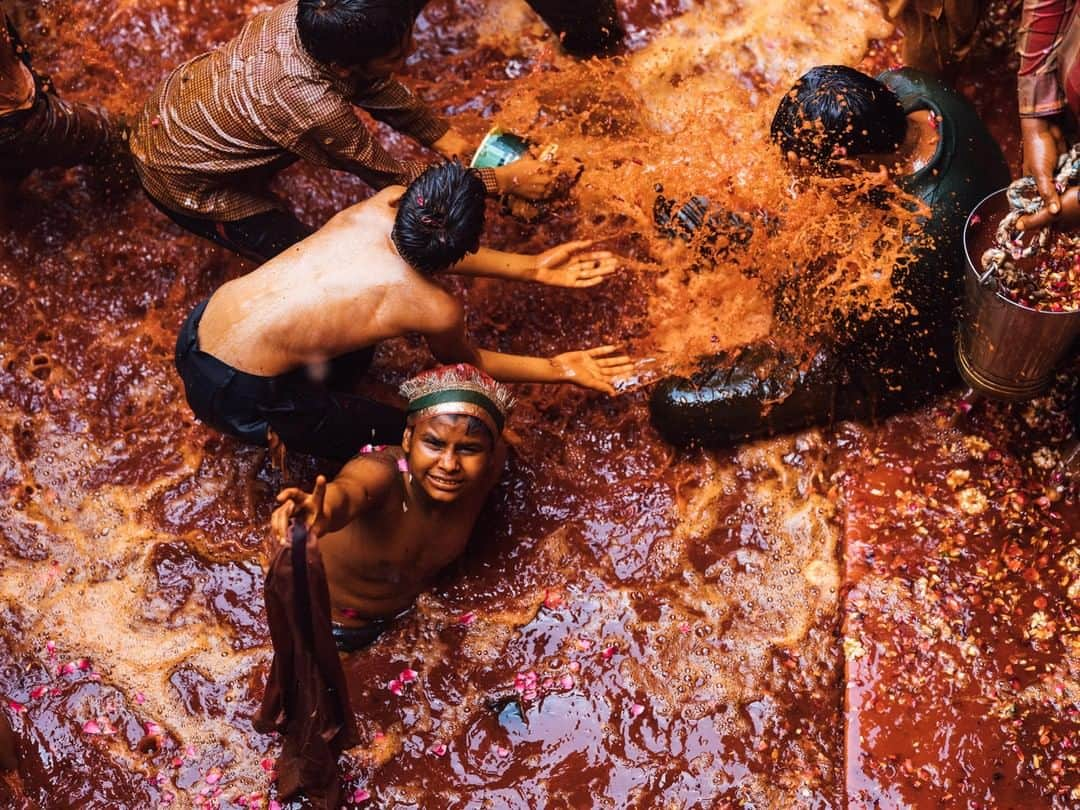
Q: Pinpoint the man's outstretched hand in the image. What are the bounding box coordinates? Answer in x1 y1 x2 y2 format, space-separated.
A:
533 240 619 288
271 475 329 547
1021 117 1068 215
494 158 562 200
551 345 635 395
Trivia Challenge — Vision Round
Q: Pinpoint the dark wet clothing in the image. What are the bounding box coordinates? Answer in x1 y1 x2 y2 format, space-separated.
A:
651 69 1011 446
174 299 405 460
0 15 123 177
523 0 624 56
148 194 314 264
331 620 388 653
0 704 16 771
254 522 358 809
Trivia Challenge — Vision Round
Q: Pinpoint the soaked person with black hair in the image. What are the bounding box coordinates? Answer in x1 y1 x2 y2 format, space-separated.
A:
651 65 1009 446
130 0 561 263
174 161 630 460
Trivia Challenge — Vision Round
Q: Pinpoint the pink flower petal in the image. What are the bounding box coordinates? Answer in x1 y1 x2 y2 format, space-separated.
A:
7 700 24 713
602 645 617 661
576 637 593 651
76 658 92 671
352 788 371 803
260 757 275 773
629 703 645 717
135 692 146 705
45 641 56 656
543 590 563 609
29 686 47 700
59 662 77 676
145 721 163 737
399 668 418 683
269 801 282 810
82 719 102 734
457 611 477 625
495 745 510 758
161 791 175 804
429 743 447 757
373 731 385 743
559 674 575 690
388 679 403 696
205 768 222 785
568 661 580 673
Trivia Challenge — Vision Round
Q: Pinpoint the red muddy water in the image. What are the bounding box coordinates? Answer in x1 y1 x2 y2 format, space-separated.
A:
0 0 1076 808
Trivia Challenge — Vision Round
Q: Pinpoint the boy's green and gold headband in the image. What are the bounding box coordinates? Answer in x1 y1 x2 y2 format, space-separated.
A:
400 364 515 435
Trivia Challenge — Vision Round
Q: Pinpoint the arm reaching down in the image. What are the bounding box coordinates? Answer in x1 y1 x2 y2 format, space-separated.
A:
271 459 398 544
452 240 619 287
421 303 633 394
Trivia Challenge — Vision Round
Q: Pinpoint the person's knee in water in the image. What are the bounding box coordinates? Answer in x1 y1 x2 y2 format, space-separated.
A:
270 364 515 650
0 13 125 184
173 160 631 459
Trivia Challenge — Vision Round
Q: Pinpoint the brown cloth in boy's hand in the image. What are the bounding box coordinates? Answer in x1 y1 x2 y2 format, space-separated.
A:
253 521 358 808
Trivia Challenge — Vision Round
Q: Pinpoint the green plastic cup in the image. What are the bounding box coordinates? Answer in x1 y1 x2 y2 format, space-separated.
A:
470 127 530 168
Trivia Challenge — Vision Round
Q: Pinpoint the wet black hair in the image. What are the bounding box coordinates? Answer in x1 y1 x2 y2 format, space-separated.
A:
296 0 427 67
391 161 486 275
770 65 908 172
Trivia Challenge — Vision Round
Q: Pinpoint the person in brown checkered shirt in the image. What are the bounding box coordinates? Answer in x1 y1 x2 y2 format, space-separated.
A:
130 0 561 263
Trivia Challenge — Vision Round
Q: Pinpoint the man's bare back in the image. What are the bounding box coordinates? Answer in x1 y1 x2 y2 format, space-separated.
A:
199 186 457 376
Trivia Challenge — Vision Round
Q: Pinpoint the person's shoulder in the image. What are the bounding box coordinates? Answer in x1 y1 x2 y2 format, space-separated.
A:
339 448 404 498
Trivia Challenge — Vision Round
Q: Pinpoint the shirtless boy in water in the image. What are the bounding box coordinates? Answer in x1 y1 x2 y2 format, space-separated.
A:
270 363 513 650
175 160 630 460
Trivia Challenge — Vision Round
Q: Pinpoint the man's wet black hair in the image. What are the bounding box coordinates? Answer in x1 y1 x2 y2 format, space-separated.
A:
770 65 908 172
297 0 427 67
392 161 486 275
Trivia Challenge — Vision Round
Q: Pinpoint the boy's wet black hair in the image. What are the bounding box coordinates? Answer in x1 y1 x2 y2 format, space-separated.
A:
392 160 486 275
297 0 426 67
770 65 908 172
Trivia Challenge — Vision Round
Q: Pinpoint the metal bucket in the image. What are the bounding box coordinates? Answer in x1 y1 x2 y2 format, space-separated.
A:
956 188 1080 400
470 127 530 169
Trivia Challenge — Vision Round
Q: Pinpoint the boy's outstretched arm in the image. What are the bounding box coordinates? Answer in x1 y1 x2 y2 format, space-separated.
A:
423 312 634 395
271 458 397 545
451 240 618 288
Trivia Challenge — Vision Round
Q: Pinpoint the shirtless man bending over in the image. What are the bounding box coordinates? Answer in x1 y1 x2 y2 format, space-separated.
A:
175 160 630 460
270 363 513 650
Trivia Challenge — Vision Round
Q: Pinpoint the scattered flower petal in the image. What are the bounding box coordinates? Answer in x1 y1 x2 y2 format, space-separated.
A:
29 686 47 700
7 700 25 713
388 679 403 696
352 787 371 803
260 757 275 773
602 646 617 661
428 743 447 757
495 745 510 759
205 768 222 785
399 668 418 683
559 674 575 689
542 590 563 609
630 703 645 717
457 611 477 625
82 719 102 734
